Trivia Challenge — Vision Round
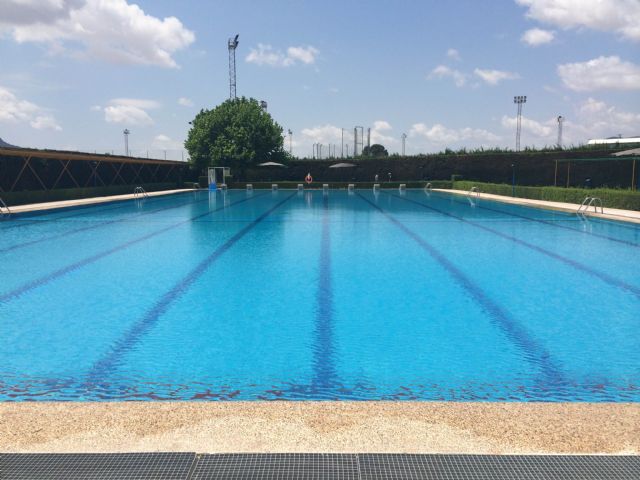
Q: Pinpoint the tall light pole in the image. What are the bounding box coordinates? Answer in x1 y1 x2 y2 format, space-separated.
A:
123 129 130 156
354 126 363 156
288 129 293 154
228 34 239 99
557 115 564 149
401 133 407 156
341 128 344 158
514 95 526 152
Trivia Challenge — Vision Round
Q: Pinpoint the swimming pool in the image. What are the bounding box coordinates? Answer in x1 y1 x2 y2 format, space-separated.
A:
1 189 639 401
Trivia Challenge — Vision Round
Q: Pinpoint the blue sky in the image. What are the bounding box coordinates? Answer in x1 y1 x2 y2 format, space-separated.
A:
1 0 639 159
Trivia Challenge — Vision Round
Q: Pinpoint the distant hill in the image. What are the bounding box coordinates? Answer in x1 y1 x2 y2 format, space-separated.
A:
0 137 18 148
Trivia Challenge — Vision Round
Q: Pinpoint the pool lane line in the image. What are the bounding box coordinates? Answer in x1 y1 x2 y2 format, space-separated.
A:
438 192 640 249
0 193 220 255
312 192 338 393
386 192 640 300
84 192 297 386
355 192 566 386
0 190 196 231
0 192 270 304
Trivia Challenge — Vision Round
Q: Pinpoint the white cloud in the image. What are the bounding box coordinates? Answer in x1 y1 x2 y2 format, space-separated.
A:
178 97 193 107
501 115 554 138
410 123 500 145
286 46 319 65
573 98 640 139
153 134 183 149
300 124 343 143
521 28 555 45
89 105 102 111
103 98 159 126
109 98 161 109
370 120 396 145
557 56 640 91
515 0 640 41
447 48 461 61
0 0 195 68
474 68 520 85
30 115 62 131
246 44 319 67
0 85 62 130
428 65 467 87
0 0 83 25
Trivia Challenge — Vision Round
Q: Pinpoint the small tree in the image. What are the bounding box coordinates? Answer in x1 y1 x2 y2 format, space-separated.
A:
362 144 389 157
185 97 286 175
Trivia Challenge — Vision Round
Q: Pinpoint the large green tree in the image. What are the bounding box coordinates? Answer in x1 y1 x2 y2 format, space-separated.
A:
362 143 389 157
185 97 286 174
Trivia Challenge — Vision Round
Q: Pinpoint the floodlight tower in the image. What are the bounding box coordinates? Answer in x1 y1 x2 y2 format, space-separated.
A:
367 128 371 151
557 115 564 149
514 95 526 152
123 129 130 156
288 129 293 154
228 34 239 99
401 133 407 156
354 126 364 156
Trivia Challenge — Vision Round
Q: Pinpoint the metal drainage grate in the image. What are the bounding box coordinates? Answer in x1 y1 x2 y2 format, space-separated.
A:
0 452 196 480
190 453 360 480
357 454 640 480
1 453 638 480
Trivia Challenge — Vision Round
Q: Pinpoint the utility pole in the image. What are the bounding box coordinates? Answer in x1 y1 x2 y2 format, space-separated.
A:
123 129 130 156
228 34 239 99
401 133 407 156
557 115 564 149
514 95 526 152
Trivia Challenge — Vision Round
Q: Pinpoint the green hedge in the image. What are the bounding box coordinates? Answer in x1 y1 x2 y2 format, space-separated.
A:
230 180 453 189
2 183 181 206
453 181 640 211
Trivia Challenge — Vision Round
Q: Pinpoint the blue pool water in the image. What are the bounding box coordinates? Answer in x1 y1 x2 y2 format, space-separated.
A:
1 189 639 401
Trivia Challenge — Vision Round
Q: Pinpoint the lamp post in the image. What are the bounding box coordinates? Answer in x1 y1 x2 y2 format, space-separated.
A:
513 96 526 152
287 129 292 154
401 133 407 156
123 129 130 156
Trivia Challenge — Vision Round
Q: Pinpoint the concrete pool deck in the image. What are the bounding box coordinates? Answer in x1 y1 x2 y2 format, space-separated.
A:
1 402 638 454
437 189 640 224
5 188 193 215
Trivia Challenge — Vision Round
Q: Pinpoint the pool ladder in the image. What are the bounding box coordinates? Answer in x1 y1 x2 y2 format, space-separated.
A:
0 197 11 218
467 186 480 207
577 196 603 216
133 186 149 199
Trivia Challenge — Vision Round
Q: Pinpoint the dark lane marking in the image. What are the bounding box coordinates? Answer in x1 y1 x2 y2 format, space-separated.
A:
312 193 338 393
389 192 640 299
85 192 296 385
356 192 565 386
0 191 194 231
0 194 215 254
441 193 640 248
0 192 269 304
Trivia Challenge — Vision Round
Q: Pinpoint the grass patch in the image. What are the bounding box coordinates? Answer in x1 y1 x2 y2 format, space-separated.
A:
453 181 640 211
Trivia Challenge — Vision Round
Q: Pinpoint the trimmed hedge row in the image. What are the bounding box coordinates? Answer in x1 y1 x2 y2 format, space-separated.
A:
2 182 181 206
453 181 640 211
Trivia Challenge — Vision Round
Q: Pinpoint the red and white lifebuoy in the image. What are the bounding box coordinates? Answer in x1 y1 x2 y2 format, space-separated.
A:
305 173 313 184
